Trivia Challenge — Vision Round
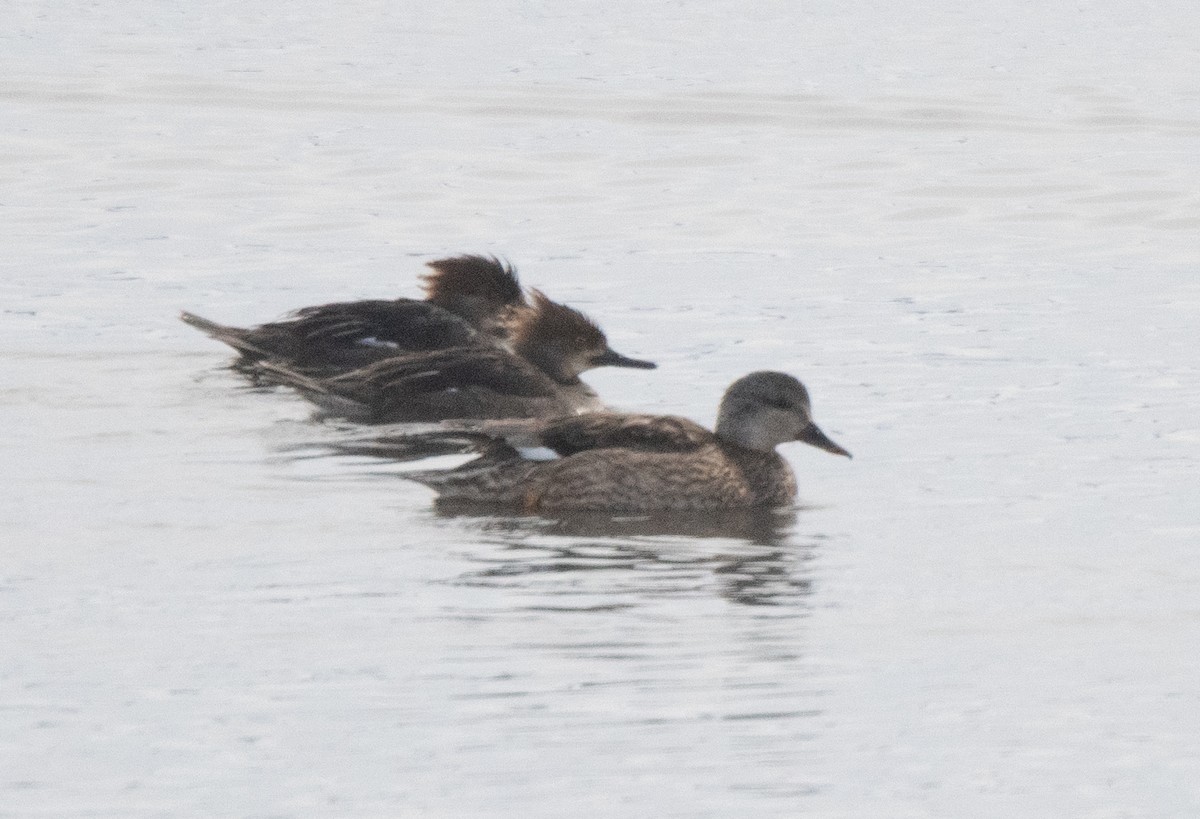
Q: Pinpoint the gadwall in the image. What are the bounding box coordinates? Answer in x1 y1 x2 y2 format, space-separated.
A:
253 289 656 422
400 371 850 511
180 254 524 372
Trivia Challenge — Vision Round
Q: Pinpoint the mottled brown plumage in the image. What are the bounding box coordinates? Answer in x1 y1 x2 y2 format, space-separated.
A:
403 371 851 512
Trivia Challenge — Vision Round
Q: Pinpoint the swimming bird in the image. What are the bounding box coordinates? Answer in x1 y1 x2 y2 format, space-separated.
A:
180 254 525 373
252 289 656 422
398 371 850 511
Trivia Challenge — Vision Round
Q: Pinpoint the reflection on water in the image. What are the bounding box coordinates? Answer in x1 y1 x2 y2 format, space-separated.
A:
440 503 799 544
435 505 818 608
13 2 1200 811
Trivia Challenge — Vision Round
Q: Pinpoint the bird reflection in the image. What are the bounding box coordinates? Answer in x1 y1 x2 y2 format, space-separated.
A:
436 506 820 608
437 504 798 545
268 422 470 459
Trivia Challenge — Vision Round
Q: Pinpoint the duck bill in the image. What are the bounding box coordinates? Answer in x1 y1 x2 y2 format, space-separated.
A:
796 423 852 459
592 348 657 370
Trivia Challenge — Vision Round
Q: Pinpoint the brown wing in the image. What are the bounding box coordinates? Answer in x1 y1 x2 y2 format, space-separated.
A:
537 413 715 456
275 299 480 350
334 347 560 400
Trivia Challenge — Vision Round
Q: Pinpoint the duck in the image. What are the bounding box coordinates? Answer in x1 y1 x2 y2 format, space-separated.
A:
396 371 850 511
180 254 525 373
251 289 656 422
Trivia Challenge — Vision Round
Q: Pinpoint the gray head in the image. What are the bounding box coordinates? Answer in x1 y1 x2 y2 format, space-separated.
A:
505 289 656 384
714 371 851 457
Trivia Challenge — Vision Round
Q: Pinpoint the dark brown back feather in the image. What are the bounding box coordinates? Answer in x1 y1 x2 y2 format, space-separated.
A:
538 413 715 456
284 300 478 346
328 347 560 401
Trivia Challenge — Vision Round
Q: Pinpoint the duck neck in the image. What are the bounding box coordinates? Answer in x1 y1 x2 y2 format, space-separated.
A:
717 441 796 505
515 342 580 385
715 400 786 453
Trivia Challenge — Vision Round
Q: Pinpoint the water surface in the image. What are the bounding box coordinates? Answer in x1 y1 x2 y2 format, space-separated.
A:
4 1 1200 816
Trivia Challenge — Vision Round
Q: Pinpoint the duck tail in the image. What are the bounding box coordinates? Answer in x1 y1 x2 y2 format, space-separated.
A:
251 360 375 422
179 311 271 359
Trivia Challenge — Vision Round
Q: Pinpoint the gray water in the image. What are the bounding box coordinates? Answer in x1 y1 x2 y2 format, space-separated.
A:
4 1 1200 816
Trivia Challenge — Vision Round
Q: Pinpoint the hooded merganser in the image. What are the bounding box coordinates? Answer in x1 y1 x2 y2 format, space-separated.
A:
180 254 524 372
400 371 850 511
251 289 656 422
